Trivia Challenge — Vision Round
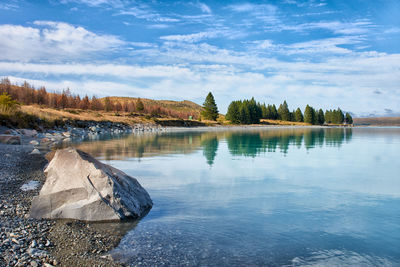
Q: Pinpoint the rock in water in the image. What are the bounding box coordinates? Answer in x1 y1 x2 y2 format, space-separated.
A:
30 147 152 221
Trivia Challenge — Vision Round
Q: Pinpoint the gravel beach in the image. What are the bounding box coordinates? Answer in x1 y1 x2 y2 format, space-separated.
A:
0 143 126 266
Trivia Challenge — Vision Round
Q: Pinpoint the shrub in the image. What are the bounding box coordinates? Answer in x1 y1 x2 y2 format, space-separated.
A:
0 93 20 114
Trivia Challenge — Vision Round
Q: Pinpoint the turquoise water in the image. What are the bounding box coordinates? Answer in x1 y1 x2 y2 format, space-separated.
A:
74 127 400 266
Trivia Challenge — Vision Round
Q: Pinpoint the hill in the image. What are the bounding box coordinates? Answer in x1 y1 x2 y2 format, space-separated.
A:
353 117 400 126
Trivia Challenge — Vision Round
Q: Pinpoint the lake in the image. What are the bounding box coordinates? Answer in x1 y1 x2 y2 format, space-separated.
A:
70 127 400 266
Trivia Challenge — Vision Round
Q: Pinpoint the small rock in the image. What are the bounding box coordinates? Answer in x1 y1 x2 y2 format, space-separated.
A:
30 240 37 248
30 140 40 146
30 149 41 155
0 135 21 145
30 261 39 267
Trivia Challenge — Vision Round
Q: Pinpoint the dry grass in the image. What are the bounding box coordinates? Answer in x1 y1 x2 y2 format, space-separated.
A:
20 105 156 125
261 119 311 126
106 97 202 113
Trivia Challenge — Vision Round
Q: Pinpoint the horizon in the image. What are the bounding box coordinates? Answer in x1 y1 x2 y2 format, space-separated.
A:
0 0 399 117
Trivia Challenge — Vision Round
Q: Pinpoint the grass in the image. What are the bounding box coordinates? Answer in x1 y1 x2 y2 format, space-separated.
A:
261 119 311 126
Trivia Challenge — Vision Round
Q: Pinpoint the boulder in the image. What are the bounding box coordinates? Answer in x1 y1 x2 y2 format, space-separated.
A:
0 135 21 145
30 147 152 221
18 129 38 137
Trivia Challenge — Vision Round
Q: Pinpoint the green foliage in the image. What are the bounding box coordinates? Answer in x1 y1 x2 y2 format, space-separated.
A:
325 108 345 124
226 101 241 124
260 103 278 119
294 108 303 122
136 98 145 111
345 112 353 124
304 105 315 124
226 98 262 124
317 109 325 125
201 92 219 121
0 93 20 113
278 100 290 121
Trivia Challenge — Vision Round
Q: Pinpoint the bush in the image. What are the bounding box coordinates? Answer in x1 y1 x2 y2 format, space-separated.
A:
0 93 20 113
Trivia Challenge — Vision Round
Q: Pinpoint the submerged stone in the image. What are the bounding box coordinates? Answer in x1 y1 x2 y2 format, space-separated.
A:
30 147 152 221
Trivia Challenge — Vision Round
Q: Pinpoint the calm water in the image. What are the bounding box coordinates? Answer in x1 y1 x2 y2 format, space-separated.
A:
71 127 400 266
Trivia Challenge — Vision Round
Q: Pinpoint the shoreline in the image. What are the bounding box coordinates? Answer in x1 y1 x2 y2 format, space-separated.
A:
0 123 390 266
0 142 127 266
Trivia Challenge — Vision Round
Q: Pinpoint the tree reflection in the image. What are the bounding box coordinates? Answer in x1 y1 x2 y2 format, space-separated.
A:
69 127 352 162
201 136 219 166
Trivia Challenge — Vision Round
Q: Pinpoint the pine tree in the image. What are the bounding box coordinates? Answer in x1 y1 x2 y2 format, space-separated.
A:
304 105 315 124
278 100 290 121
317 109 325 125
201 92 219 121
295 108 303 122
345 112 353 124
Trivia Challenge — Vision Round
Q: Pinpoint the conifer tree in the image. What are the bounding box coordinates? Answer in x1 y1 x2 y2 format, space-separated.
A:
304 105 315 124
295 108 303 122
226 101 241 124
345 112 353 124
317 109 325 125
201 92 219 121
278 100 290 121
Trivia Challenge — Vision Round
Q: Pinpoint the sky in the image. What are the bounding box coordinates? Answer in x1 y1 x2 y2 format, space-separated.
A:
0 0 399 117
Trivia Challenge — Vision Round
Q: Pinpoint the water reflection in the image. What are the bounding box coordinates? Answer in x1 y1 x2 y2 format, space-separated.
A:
70 127 352 164
63 127 400 266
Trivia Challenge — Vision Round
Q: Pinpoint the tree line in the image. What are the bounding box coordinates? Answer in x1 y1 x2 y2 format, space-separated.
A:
0 78 199 120
225 98 353 125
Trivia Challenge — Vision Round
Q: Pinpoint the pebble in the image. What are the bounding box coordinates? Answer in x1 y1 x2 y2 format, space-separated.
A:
29 140 39 146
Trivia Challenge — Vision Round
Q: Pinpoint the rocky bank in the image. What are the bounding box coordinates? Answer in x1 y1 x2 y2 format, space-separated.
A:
0 143 135 266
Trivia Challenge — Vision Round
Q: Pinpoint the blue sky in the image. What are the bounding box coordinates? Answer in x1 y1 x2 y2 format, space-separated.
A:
0 0 399 116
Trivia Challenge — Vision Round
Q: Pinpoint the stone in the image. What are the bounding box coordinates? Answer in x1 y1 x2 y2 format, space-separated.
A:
18 129 38 137
0 135 21 145
30 140 39 146
30 149 41 155
30 147 152 221
41 137 51 143
4 129 19 135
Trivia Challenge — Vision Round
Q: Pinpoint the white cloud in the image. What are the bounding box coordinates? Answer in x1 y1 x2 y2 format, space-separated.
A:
0 22 125 61
1 47 399 116
278 20 374 34
117 6 179 22
160 32 218 43
196 2 211 14
227 3 278 23
61 0 124 8
0 2 18 10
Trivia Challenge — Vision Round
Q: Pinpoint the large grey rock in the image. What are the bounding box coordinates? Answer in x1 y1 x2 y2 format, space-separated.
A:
30 147 152 221
0 134 21 145
18 129 38 137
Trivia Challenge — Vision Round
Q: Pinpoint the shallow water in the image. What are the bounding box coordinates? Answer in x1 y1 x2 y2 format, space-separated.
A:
71 127 400 266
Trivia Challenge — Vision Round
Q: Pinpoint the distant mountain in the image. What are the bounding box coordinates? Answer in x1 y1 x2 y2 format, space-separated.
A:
353 117 400 126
